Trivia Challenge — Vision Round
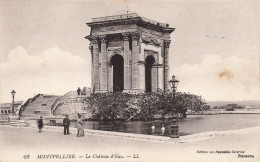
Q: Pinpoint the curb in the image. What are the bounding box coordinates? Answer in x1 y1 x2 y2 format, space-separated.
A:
25 125 260 144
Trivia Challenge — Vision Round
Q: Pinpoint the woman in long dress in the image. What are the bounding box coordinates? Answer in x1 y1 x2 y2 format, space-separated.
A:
76 114 84 137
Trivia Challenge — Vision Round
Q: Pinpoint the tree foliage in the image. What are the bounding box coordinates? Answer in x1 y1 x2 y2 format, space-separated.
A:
84 91 209 120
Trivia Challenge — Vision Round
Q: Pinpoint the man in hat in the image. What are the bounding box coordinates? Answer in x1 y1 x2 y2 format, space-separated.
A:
63 114 71 135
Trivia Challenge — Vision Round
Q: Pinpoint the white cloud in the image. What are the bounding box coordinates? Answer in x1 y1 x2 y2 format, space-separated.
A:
0 46 90 103
175 54 260 101
1 46 259 103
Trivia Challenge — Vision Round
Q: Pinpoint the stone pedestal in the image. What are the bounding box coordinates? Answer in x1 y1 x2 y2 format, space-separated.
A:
8 115 20 121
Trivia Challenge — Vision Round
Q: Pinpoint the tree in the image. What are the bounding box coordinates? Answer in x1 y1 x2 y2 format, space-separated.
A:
84 91 209 120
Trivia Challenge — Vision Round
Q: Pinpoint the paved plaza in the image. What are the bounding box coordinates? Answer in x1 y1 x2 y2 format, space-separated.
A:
0 125 260 162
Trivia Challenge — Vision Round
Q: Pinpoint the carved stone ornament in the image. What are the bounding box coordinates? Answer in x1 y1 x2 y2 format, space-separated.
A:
141 35 161 46
130 31 140 40
113 48 122 55
99 35 107 43
122 33 130 41
151 39 160 46
144 49 159 63
92 36 99 44
164 40 171 48
89 41 93 50
141 35 150 43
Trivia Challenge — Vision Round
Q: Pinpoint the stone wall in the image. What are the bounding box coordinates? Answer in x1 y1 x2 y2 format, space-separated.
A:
53 96 92 119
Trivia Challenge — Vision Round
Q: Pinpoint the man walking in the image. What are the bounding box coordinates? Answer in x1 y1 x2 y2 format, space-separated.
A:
63 114 70 135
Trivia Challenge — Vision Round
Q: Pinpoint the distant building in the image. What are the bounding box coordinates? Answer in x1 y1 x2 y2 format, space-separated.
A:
212 104 244 110
0 101 23 114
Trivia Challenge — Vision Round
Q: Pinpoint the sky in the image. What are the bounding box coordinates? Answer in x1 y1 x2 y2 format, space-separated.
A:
0 0 259 103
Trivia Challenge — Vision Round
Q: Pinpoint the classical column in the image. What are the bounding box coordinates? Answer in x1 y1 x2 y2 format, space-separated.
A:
158 66 164 90
122 33 131 90
139 62 145 92
164 40 171 91
131 32 140 90
108 64 113 92
152 66 158 92
92 37 100 91
89 43 94 91
100 35 108 91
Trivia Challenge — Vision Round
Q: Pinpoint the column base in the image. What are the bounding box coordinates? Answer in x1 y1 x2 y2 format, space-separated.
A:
123 89 145 93
99 90 108 93
93 90 108 93
170 134 179 138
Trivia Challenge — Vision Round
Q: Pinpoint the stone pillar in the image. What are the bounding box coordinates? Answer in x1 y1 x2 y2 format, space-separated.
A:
164 40 171 91
122 33 131 90
108 64 113 92
138 62 145 92
89 43 94 92
152 66 158 92
158 67 163 90
131 32 140 90
100 35 108 91
92 37 100 91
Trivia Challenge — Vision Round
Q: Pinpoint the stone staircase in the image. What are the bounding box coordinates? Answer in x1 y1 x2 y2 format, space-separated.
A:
52 91 91 119
22 95 60 117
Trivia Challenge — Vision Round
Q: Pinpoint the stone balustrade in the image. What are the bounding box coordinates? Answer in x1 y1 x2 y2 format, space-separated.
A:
92 13 169 28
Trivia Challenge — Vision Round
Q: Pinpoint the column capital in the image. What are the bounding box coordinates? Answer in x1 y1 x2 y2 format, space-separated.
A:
99 35 108 43
130 31 140 40
164 40 171 48
89 41 93 49
92 36 99 44
122 32 130 41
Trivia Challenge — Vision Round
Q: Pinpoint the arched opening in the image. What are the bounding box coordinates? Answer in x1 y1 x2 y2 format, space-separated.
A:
110 54 124 92
1 110 3 114
4 110 7 114
8 110 11 114
145 55 155 92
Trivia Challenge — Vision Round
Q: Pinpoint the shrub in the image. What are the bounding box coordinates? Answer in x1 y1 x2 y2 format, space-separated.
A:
84 91 209 120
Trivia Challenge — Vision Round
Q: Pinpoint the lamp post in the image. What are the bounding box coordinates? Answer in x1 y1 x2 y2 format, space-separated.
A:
11 90 16 115
168 74 179 138
168 74 179 98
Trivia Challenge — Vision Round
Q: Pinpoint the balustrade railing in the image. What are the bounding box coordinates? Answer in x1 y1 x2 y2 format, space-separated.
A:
92 13 169 28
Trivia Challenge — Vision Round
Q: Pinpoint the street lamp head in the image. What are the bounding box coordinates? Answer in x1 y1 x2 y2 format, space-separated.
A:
11 90 16 97
168 74 179 91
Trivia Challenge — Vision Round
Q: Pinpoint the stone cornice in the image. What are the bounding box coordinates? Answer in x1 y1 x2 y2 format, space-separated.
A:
87 15 175 33
153 64 163 68
138 61 145 65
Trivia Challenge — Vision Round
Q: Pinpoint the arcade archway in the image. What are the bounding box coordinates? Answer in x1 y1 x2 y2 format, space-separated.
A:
110 54 124 92
145 55 155 92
